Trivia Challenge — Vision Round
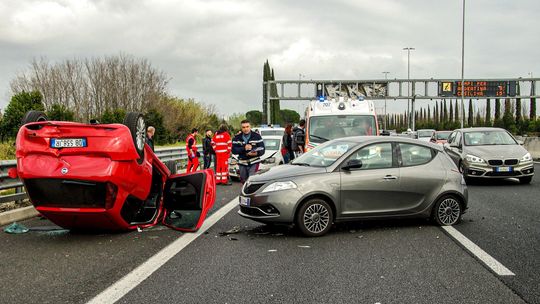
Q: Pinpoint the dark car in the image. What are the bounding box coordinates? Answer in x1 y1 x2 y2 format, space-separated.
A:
238 136 468 236
13 111 216 232
443 127 534 184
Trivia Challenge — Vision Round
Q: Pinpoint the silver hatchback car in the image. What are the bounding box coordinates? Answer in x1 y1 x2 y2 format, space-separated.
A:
238 137 468 236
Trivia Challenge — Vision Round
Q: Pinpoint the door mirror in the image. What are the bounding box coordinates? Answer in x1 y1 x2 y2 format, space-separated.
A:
342 159 363 170
162 169 216 231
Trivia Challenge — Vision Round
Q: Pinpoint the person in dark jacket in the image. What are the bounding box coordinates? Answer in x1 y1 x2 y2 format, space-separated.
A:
146 126 155 152
231 119 265 183
282 124 295 164
202 129 214 169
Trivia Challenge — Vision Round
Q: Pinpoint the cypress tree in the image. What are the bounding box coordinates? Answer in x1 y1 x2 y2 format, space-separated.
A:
262 60 270 124
434 102 439 125
270 68 281 124
530 97 536 121
485 99 492 126
494 98 501 120
449 101 453 123
439 101 444 124
515 83 522 124
454 100 459 123
467 99 474 127
443 100 448 123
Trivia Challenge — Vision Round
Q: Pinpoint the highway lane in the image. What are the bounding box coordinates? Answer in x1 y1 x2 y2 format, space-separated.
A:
0 183 242 304
454 163 540 304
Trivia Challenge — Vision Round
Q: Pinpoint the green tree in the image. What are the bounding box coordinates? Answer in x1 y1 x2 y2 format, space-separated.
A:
145 108 170 145
47 104 75 121
454 100 459 123
502 99 516 133
246 110 263 126
531 97 536 121
449 101 453 124
270 68 281 124
226 113 246 134
485 99 492 126
279 109 300 125
262 60 270 124
467 99 474 127
100 108 126 124
1 91 45 140
494 98 502 127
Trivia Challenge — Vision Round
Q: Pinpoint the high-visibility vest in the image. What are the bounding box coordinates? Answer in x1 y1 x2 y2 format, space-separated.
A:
211 132 231 154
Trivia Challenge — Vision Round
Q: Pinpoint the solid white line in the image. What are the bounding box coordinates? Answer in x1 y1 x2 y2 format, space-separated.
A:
87 197 239 304
442 226 515 276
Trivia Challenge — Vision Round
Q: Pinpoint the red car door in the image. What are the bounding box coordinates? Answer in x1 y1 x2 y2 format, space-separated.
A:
162 169 216 232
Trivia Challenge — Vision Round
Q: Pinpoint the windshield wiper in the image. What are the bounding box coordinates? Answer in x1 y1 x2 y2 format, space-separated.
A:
310 135 329 142
291 162 311 166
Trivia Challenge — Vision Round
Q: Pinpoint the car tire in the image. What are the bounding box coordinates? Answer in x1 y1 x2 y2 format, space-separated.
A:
21 110 48 124
432 195 462 226
296 198 333 237
519 176 532 184
458 161 471 184
123 112 146 164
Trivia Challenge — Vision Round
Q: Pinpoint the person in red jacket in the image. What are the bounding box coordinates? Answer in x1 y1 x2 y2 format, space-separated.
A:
185 128 199 173
211 124 232 185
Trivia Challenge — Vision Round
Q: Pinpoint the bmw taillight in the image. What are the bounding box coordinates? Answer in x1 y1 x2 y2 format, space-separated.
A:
105 182 118 209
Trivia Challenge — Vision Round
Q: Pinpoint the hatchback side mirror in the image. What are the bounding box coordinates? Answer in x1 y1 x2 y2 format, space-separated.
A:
342 159 363 170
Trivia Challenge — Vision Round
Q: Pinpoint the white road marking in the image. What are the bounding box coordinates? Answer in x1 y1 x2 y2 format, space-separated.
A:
442 226 515 276
87 197 239 304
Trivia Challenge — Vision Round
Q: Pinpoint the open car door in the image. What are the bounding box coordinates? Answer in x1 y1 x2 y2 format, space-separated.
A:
162 169 216 232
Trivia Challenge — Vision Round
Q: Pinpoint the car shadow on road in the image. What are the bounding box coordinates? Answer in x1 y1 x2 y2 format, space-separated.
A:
466 177 531 187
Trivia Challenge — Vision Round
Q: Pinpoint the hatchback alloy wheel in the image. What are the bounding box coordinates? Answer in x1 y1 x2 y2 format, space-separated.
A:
296 199 333 237
434 196 462 226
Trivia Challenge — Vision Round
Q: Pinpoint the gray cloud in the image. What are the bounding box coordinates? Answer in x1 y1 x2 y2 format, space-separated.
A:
1 0 539 116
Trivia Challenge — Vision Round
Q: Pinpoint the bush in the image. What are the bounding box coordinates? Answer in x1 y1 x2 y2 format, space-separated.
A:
0 91 44 141
0 140 16 160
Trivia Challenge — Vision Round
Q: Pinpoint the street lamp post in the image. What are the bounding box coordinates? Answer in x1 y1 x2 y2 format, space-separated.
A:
403 47 415 130
460 0 466 129
382 71 390 130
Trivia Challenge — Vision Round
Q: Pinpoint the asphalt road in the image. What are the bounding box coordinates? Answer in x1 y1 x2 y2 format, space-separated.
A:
1 164 538 304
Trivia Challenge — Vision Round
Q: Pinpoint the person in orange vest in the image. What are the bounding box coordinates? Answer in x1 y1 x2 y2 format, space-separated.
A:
185 128 199 173
211 124 232 185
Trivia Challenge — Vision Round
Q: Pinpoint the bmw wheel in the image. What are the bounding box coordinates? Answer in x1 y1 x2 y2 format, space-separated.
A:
433 195 462 226
123 112 146 164
296 199 333 237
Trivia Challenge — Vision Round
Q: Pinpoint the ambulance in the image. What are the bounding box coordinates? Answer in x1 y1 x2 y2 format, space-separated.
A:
304 96 379 151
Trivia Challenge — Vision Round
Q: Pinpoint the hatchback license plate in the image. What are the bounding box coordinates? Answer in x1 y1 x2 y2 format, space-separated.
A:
51 138 87 148
239 196 250 206
495 166 512 172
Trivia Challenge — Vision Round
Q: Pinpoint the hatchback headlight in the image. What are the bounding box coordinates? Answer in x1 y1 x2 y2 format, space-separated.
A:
520 152 532 163
465 154 485 164
262 181 297 193
262 157 275 164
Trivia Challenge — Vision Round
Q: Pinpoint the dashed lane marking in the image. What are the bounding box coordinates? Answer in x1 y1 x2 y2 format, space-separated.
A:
87 197 239 304
442 226 515 276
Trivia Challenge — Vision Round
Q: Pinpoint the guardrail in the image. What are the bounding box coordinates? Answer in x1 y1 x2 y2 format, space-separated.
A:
0 145 201 208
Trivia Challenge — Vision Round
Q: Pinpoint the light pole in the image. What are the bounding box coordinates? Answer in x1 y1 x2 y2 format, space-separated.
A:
460 0 466 129
382 71 390 130
403 47 415 130
298 74 306 116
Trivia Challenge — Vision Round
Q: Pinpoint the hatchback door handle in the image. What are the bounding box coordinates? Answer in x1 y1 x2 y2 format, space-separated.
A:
383 175 398 180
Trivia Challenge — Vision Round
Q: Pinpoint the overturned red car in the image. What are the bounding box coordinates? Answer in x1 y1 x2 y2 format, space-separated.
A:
13 111 215 232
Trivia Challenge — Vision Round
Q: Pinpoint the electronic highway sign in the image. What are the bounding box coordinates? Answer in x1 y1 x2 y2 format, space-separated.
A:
439 81 517 98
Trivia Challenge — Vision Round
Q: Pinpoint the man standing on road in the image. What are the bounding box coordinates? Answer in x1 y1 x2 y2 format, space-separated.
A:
146 126 155 152
232 120 265 184
185 128 199 173
203 129 214 170
292 119 306 156
212 124 232 185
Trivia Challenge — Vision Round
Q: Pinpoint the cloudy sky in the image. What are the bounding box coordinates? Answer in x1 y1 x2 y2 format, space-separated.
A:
1 0 539 117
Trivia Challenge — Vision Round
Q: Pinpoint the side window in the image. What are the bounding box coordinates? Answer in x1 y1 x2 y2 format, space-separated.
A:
399 143 435 167
453 132 462 147
347 143 393 170
447 131 456 144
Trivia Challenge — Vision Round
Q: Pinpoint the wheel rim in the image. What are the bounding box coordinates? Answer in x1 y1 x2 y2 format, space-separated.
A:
303 203 330 234
437 198 461 225
135 116 145 151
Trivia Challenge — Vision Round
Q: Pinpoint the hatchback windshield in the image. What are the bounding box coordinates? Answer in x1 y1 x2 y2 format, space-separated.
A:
463 131 517 146
260 130 284 136
308 115 376 143
418 130 434 138
292 140 356 167
436 132 451 140
263 138 280 151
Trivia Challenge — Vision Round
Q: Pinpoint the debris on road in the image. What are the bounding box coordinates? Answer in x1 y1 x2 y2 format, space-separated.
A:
229 237 238 241
297 245 311 248
3 222 29 234
219 226 241 236
268 249 277 252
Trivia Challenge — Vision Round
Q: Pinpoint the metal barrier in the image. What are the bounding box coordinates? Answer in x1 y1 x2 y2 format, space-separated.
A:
0 145 201 208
